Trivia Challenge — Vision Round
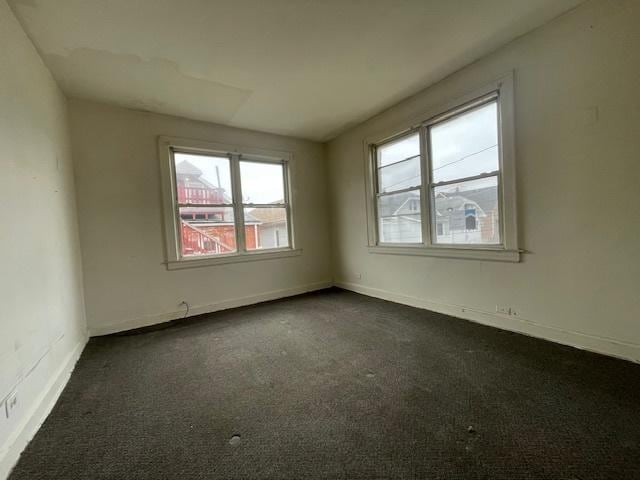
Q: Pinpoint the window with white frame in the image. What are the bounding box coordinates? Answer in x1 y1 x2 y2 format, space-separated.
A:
375 132 422 244
428 98 500 246
367 76 518 261
159 137 295 268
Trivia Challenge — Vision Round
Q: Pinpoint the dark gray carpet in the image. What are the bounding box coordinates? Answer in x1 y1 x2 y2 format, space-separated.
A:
9 288 640 479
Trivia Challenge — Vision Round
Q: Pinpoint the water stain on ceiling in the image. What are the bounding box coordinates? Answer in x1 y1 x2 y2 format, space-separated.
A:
45 48 253 125
9 0 585 141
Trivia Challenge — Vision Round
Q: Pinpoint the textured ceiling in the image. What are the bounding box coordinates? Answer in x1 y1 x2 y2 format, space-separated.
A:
10 0 583 141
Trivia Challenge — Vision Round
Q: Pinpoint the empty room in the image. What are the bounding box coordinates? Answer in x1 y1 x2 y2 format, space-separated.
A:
1 0 639 478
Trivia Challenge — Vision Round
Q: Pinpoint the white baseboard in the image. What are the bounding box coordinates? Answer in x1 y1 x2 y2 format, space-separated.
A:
335 281 640 364
0 338 87 480
89 280 334 336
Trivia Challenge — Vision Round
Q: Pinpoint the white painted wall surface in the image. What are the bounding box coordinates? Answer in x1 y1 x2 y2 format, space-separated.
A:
69 101 332 335
0 1 87 477
327 0 640 362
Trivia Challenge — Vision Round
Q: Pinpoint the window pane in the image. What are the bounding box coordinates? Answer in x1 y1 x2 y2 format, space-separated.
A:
378 155 420 193
430 101 499 183
432 176 500 245
378 132 419 167
179 206 236 256
174 153 232 204
244 207 289 250
377 190 422 243
240 161 285 204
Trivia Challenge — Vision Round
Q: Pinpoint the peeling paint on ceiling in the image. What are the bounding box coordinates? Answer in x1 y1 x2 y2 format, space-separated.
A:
9 0 584 141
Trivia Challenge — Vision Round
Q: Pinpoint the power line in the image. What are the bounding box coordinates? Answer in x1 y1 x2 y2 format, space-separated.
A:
381 144 498 192
384 174 421 191
433 144 497 171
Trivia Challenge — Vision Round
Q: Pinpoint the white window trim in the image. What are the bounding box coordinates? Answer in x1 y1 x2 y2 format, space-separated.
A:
158 136 300 270
363 73 519 262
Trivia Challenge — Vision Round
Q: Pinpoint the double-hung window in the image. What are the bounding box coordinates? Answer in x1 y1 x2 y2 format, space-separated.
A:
367 75 519 261
375 132 423 244
159 137 298 269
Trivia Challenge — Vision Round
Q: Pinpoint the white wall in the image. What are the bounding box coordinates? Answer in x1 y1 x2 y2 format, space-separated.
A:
327 0 640 362
0 1 87 477
69 100 332 335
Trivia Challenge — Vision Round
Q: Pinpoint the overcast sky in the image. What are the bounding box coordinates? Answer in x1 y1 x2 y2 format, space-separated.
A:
430 101 498 183
378 101 499 190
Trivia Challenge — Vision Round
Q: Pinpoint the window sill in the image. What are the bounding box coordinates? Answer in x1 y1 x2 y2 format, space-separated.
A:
165 248 302 270
368 245 520 262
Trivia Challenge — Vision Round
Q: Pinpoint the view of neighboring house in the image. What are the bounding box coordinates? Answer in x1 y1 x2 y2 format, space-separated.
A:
178 155 498 253
434 185 500 244
379 186 500 244
176 160 287 255
248 206 289 249
378 192 422 243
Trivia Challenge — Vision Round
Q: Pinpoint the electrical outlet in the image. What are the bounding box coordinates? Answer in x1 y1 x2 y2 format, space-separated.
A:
5 391 17 419
496 305 511 315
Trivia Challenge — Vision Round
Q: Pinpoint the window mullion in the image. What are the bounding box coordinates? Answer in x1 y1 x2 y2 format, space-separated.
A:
372 145 382 245
376 185 421 197
178 203 232 208
230 154 246 253
431 170 499 188
420 124 432 247
282 161 294 249
242 203 287 208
